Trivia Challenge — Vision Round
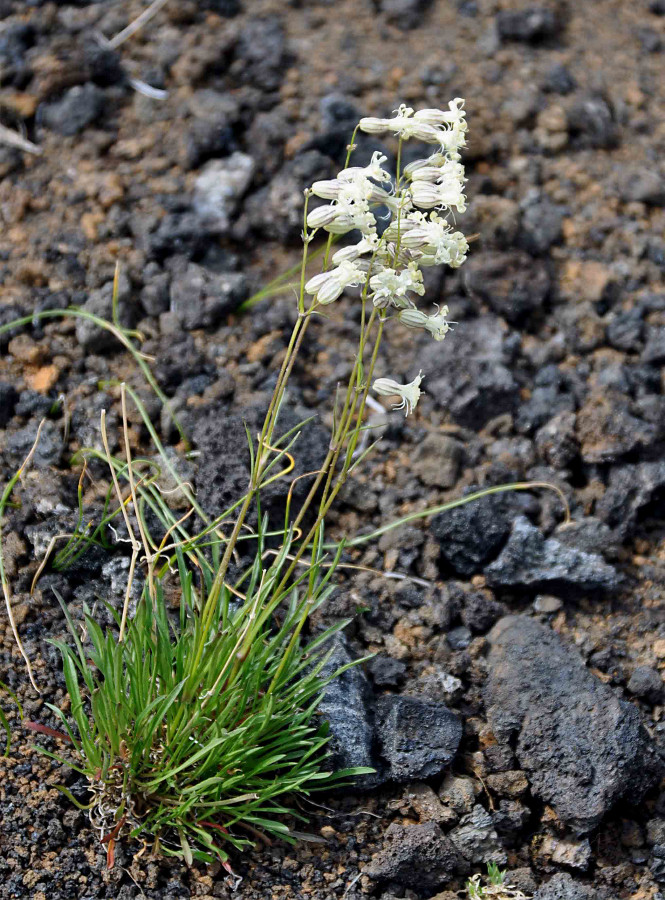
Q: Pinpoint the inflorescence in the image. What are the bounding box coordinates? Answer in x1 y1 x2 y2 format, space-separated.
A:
302 99 470 417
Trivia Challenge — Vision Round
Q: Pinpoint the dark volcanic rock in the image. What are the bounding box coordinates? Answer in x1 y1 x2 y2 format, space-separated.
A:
431 492 534 577
0 382 18 427
375 695 462 782
419 316 520 429
596 461 665 537
520 199 564 255
0 23 34 88
448 804 507 866
464 251 550 324
169 262 247 330
628 666 663 705
40 83 105 136
496 5 562 42
363 821 459 889
576 390 658 463
485 517 619 595
619 168 665 205
567 94 619 149
236 16 289 91
485 616 659 831
318 637 377 786
378 0 435 30
534 873 599 900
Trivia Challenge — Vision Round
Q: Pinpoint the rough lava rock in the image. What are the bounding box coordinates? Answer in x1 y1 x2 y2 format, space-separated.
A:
418 316 520 429
431 493 536 577
485 517 620 595
375 694 462 782
597 461 665 538
485 616 660 832
363 821 459 889
534 873 599 900
317 636 378 788
448 804 507 868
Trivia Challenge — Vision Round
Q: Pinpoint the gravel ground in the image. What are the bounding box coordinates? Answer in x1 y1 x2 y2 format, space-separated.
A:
1 1 665 898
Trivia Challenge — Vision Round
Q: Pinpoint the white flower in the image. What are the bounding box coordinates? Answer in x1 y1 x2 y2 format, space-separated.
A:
398 305 451 341
331 234 380 264
373 370 424 416
387 212 468 268
304 259 365 304
338 151 392 185
306 204 339 228
369 262 425 309
411 178 466 213
359 101 467 152
310 178 344 200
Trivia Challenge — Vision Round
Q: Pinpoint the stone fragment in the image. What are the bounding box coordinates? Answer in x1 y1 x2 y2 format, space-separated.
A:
567 95 619 149
375 695 462 782
597 462 665 537
413 432 464 488
619 168 665 205
169 263 247 330
431 492 532 578
464 251 550 324
318 637 378 787
485 616 659 831
534 873 599 900
363 822 458 890
496 6 563 42
485 517 619 595
193 153 255 232
628 666 663 704
448 804 507 867
40 83 105 136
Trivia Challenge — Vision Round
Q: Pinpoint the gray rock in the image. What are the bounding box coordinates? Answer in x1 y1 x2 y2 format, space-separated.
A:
628 666 663 704
576 389 658 464
485 616 659 831
643 326 665 364
539 835 592 870
412 432 464 488
169 262 247 330
363 821 458 889
439 774 478 814
619 169 665 205
378 0 435 30
367 656 407 688
6 420 63 469
567 95 619 149
497 6 563 42
318 637 378 787
193 153 255 233
554 517 620 560
606 308 644 352
418 316 521 429
597 461 665 537
464 251 551 324
520 199 564 255
431 491 533 578
236 15 289 91
375 695 461 782
535 410 579 469
448 804 507 867
0 382 17 427
485 517 619 595
534 873 599 900
74 272 134 352
244 150 335 245
40 83 105 136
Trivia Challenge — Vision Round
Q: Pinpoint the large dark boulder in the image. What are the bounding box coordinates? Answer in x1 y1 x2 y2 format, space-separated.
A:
485 616 660 832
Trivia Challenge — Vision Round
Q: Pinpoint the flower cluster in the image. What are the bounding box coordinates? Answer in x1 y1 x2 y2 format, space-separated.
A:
304 100 471 416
